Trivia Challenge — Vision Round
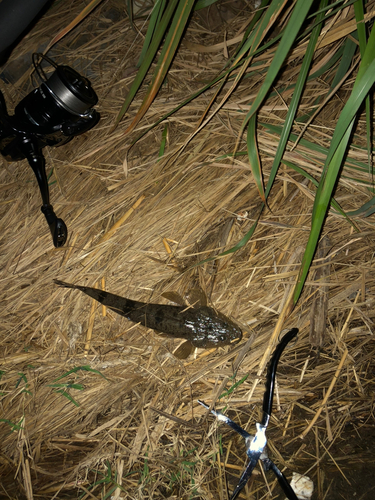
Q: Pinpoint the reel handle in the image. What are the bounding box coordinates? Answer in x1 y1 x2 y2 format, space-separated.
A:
26 142 67 247
41 204 67 247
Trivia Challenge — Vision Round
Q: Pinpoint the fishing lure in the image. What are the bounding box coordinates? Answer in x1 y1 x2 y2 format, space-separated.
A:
54 280 242 348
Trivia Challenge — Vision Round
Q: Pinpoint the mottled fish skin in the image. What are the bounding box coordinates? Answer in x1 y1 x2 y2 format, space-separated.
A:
54 280 242 348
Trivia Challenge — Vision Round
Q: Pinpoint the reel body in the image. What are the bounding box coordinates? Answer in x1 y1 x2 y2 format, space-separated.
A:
0 55 100 247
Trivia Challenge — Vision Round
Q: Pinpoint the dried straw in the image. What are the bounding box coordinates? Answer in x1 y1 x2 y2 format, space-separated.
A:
0 1 374 499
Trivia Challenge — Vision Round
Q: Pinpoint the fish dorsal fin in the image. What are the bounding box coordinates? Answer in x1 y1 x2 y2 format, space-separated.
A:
161 291 185 306
185 287 207 308
162 288 207 308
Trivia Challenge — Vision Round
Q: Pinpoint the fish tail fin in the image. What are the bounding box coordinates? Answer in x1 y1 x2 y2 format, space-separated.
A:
54 279 76 289
54 279 136 319
54 279 93 296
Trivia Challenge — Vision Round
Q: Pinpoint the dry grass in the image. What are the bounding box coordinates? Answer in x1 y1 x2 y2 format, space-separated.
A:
0 1 374 499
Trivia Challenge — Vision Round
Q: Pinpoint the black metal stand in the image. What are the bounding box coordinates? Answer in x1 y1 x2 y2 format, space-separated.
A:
199 328 299 500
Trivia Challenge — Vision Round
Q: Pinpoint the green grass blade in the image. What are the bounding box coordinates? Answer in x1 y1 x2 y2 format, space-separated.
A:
219 374 249 400
137 0 166 67
293 126 353 307
354 1 367 56
53 365 107 381
126 0 133 28
281 160 358 226
48 383 84 390
16 372 27 388
318 28 375 180
330 36 357 92
246 114 265 202
242 0 321 253
129 2 342 148
57 390 80 407
308 0 356 18
45 0 104 54
0 417 24 432
123 0 196 134
239 0 315 135
131 35 344 148
261 122 374 175
345 196 375 217
264 0 328 199
103 486 118 500
193 205 264 268
124 3 277 142
194 0 221 10
230 0 270 63
353 0 372 173
232 0 285 67
293 19 375 307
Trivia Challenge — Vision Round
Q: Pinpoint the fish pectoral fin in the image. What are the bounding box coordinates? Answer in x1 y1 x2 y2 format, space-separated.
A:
154 330 168 337
173 340 194 359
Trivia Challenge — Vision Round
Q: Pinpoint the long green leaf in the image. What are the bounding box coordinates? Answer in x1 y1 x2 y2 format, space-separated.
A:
45 0 105 54
280 160 354 221
264 0 328 199
131 39 344 149
194 0 221 10
239 0 315 135
353 0 372 173
232 0 286 68
317 31 375 182
137 0 167 67
230 0 271 64
261 122 374 175
192 205 264 268
114 0 180 128
53 365 107 381
345 196 375 217
123 0 196 134
292 126 353 308
243 0 323 270
247 114 265 202
293 19 375 307
56 390 80 407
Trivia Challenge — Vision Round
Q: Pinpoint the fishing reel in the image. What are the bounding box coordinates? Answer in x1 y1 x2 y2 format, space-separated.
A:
0 54 100 247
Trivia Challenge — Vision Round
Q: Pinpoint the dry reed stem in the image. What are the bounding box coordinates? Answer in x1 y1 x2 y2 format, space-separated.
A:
300 348 349 439
85 281 98 355
96 193 146 245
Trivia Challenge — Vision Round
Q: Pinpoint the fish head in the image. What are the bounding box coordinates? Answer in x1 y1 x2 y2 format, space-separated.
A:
190 306 242 348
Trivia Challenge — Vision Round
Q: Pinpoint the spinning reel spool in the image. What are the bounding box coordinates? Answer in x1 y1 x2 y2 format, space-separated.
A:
0 54 100 247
